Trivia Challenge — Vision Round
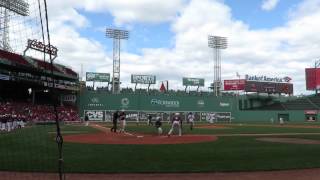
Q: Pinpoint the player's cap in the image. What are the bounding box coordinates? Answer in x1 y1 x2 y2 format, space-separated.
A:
175 112 180 115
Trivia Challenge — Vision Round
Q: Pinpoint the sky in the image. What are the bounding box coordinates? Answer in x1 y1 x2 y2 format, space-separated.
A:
42 0 320 94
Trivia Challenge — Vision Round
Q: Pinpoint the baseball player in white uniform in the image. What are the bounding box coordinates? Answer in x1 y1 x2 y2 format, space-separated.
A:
187 112 195 130
279 117 284 125
168 113 182 136
119 111 126 133
0 115 4 131
155 116 163 135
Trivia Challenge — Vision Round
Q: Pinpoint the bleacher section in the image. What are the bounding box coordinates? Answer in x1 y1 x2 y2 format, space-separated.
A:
36 60 62 73
0 49 78 79
307 96 320 109
256 102 286 110
0 49 30 66
282 98 316 110
252 96 320 110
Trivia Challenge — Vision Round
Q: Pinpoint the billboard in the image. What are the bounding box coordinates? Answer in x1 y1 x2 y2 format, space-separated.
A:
245 75 292 83
305 68 320 90
131 75 156 84
200 112 231 122
224 79 246 91
245 81 293 94
183 77 205 86
84 110 104 121
86 72 110 82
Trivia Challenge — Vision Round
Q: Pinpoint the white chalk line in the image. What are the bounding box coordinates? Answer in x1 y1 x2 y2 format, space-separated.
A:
92 124 142 138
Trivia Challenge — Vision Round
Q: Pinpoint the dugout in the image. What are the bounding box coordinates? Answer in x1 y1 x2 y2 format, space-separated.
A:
278 113 290 122
304 110 317 122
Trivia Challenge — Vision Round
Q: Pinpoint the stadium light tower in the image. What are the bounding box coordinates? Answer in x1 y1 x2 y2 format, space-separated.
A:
314 59 320 94
0 0 29 51
208 35 228 96
106 28 129 94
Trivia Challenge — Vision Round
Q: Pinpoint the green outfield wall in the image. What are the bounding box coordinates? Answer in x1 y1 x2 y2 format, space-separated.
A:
80 91 237 112
79 91 311 123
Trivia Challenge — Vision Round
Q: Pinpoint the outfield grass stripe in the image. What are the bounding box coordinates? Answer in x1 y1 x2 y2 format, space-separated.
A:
216 133 320 137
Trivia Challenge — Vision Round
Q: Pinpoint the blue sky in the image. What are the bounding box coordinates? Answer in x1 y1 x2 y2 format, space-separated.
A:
77 0 302 55
225 0 301 29
78 10 175 55
43 0 320 94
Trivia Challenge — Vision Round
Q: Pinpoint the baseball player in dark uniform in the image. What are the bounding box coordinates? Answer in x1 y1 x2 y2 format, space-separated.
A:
111 110 119 133
147 114 153 126
84 113 89 126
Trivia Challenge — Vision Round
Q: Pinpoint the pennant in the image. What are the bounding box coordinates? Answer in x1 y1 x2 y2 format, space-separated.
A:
160 82 166 92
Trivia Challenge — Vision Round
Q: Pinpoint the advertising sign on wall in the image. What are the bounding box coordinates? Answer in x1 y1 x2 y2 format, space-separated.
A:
224 79 246 91
86 72 110 82
245 75 292 83
183 77 205 86
131 75 156 84
200 112 231 122
85 110 104 121
306 68 320 90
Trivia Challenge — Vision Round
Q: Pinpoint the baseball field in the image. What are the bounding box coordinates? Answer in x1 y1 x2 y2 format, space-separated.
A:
2 121 320 176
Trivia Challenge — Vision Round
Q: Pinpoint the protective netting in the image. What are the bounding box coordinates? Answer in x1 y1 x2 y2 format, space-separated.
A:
0 0 48 59
0 1 63 179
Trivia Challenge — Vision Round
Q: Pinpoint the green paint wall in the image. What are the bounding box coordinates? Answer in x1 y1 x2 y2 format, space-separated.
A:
79 91 309 122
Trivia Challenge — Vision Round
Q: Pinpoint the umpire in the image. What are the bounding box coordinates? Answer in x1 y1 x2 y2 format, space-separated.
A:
111 110 119 133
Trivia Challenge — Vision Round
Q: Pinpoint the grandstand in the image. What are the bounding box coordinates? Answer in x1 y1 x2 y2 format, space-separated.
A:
0 49 80 123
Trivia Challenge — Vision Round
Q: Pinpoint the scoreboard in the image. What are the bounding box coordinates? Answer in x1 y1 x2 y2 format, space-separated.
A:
245 81 293 94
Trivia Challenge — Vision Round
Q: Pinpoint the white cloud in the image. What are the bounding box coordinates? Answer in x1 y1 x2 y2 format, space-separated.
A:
100 0 320 94
261 0 280 11
82 0 186 25
17 0 320 94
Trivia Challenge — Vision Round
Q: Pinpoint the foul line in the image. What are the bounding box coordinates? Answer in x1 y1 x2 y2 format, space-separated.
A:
90 124 138 137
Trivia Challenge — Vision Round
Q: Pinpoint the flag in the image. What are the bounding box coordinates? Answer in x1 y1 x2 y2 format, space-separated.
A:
160 82 166 92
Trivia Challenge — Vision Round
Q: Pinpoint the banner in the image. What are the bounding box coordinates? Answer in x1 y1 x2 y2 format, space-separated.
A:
85 110 104 121
224 79 245 91
183 77 205 86
160 82 166 92
131 75 156 84
86 72 110 82
245 75 292 83
200 112 231 122
306 68 320 90
0 74 9 81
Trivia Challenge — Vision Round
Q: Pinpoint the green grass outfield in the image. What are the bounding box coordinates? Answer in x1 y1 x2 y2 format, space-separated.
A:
1 122 320 173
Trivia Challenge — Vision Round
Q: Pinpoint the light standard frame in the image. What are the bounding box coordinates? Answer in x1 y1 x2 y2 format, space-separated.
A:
0 0 29 51
0 0 29 16
314 59 320 94
106 28 129 94
208 35 228 96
